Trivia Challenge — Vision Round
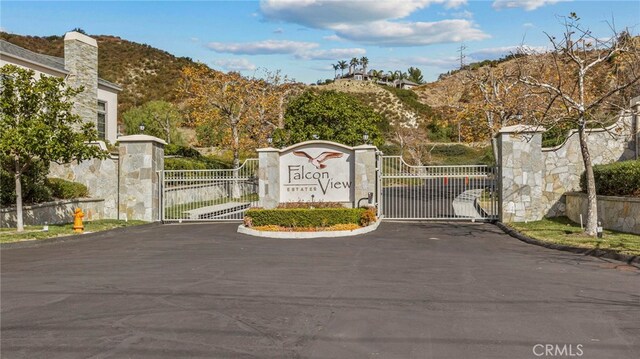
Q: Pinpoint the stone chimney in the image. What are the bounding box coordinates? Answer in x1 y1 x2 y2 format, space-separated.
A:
64 31 98 129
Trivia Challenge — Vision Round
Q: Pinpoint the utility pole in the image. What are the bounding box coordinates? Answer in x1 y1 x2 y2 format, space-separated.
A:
457 44 467 69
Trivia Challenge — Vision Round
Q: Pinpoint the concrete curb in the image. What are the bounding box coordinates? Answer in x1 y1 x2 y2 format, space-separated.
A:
238 219 381 239
495 222 639 265
0 222 160 249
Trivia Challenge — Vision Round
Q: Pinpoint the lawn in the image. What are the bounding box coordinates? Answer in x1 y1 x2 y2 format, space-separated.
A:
0 219 147 243
509 217 640 256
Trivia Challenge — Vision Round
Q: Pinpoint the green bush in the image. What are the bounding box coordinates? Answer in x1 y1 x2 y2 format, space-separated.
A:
245 208 366 228
164 157 208 170
581 161 640 197
45 178 89 199
1 157 52 206
165 144 202 158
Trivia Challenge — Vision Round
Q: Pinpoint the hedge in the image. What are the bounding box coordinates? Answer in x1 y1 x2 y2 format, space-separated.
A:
245 208 367 228
580 160 640 197
45 178 89 199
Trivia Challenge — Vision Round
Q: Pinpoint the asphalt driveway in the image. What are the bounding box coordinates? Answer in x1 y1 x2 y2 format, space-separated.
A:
1 222 639 358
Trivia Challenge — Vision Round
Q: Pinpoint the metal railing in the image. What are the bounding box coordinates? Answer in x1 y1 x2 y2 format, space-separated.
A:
161 159 259 222
380 156 497 221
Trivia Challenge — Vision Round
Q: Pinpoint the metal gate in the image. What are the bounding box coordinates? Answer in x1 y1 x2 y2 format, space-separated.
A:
380 156 497 221
161 159 258 222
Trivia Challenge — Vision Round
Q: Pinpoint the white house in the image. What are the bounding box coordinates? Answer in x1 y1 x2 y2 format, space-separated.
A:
0 31 121 144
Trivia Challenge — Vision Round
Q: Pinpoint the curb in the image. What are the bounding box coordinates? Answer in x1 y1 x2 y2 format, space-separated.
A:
0 222 160 249
238 219 381 239
495 222 639 265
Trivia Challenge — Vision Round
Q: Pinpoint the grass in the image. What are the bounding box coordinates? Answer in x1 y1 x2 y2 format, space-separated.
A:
509 217 640 256
0 219 147 243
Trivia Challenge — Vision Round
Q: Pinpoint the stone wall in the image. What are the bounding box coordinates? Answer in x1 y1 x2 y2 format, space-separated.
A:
1 199 104 227
542 114 636 217
565 192 640 234
49 149 118 219
497 97 639 222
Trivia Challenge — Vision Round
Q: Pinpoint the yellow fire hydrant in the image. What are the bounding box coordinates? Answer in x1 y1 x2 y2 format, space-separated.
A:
73 208 84 233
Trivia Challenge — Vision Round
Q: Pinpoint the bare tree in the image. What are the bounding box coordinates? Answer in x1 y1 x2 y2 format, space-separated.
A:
517 14 640 235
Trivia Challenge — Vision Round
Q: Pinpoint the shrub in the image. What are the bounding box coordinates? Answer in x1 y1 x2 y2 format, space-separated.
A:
164 157 208 170
581 161 640 197
165 144 202 158
245 208 367 228
277 201 344 209
1 156 52 206
360 207 377 226
46 178 89 199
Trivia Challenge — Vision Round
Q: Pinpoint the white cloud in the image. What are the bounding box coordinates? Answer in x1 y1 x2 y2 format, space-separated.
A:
492 0 569 11
333 19 489 46
261 0 466 28
295 47 366 60
261 0 486 47
523 22 535 28
212 58 257 72
207 40 318 55
451 10 473 19
273 28 284 34
468 45 547 60
323 34 342 41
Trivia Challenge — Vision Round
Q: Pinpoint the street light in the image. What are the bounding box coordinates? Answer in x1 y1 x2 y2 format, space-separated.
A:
139 123 145 133
267 134 273 145
312 134 319 140
363 131 369 144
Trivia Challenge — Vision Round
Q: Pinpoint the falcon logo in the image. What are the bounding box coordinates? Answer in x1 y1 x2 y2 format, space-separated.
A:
293 151 343 169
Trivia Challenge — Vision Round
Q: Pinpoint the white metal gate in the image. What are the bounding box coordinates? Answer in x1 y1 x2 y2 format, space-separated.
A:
161 159 258 222
380 156 497 221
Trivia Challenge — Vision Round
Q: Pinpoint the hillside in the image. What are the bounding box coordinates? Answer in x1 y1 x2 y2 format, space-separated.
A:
0 32 196 117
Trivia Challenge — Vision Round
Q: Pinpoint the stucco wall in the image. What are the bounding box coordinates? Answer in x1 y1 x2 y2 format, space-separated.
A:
1 198 104 228
98 86 118 144
541 114 636 217
565 192 640 234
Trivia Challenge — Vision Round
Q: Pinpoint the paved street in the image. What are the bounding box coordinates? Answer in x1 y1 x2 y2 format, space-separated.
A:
1 222 638 358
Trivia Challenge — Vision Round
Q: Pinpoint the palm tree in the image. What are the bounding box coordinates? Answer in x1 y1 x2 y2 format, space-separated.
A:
349 57 359 75
332 63 339 78
338 60 348 76
360 56 369 77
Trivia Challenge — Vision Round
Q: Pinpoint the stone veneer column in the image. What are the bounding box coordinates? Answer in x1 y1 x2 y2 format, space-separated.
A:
632 96 640 160
353 145 378 208
118 135 166 221
257 147 280 209
497 125 546 223
64 31 98 129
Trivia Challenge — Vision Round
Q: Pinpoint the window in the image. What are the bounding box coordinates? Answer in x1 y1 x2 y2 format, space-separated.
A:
97 101 106 140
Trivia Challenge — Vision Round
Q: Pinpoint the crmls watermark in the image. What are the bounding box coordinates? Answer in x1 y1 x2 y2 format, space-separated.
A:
533 344 584 357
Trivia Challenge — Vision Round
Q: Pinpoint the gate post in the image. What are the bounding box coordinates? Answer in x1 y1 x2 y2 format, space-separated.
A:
118 134 166 221
257 146 280 209
353 145 378 208
496 125 545 223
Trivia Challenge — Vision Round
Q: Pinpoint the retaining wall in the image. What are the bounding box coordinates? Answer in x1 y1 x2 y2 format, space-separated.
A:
565 192 640 234
1 198 104 227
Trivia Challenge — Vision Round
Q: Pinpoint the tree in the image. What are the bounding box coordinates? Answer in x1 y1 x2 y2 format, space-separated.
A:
338 60 348 76
407 67 424 84
517 14 640 235
274 90 384 147
122 100 184 144
332 63 339 78
360 56 369 76
349 57 360 74
0 65 106 231
181 64 260 169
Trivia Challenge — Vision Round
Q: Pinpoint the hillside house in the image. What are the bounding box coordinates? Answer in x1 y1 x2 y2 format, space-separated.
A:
0 31 121 144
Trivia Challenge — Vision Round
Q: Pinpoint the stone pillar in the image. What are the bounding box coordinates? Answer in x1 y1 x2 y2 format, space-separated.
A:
64 31 98 129
118 135 166 221
353 145 377 208
496 125 545 223
257 147 280 209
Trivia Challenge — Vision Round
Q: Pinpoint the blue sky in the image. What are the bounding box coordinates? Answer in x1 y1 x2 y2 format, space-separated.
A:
1 1 639 83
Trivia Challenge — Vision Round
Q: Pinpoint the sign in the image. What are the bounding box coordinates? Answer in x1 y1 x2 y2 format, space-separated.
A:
279 142 354 203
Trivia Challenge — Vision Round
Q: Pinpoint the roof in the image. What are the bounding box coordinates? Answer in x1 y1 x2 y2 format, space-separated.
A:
0 40 121 91
397 79 418 85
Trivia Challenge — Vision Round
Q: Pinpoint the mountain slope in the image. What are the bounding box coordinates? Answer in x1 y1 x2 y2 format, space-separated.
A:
0 32 196 117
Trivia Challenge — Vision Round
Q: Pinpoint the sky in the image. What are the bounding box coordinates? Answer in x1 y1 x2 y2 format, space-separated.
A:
1 0 639 84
